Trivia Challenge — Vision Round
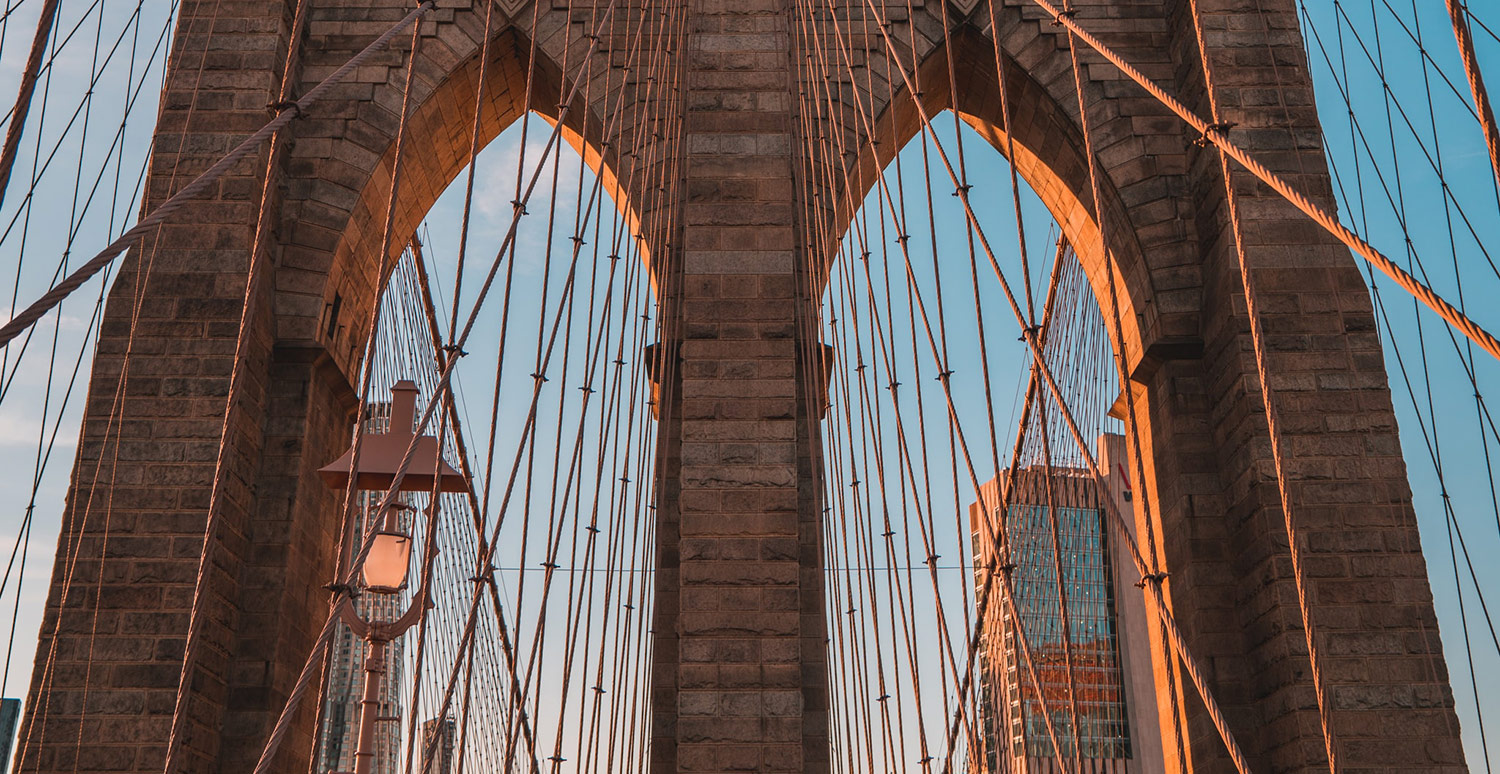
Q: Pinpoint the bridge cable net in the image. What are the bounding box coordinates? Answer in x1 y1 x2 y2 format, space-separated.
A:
0 0 1494 772
0 0 184 768
0 0 687 771
238 0 688 771
1298 0 1500 768
793 0 1255 769
792 0 1500 771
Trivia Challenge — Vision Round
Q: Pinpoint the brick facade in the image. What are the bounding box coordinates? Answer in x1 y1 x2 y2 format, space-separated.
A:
17 0 1466 772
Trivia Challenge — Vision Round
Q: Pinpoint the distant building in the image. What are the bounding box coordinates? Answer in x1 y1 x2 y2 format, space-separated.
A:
0 698 19 769
420 716 457 774
319 402 407 774
967 434 1164 773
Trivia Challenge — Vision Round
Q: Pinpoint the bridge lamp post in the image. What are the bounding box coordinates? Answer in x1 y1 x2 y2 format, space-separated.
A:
341 514 421 774
317 379 469 774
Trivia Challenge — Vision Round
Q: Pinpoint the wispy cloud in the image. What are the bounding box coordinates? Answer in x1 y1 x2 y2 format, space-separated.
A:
471 122 595 275
0 409 73 449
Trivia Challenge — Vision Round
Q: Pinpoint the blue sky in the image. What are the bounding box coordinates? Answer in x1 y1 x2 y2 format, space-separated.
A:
0 0 1496 769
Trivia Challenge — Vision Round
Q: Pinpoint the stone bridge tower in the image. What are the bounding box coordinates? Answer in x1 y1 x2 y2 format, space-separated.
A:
16 0 1467 773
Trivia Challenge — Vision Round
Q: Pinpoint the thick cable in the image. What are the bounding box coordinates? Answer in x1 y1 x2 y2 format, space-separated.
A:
0 1 436 351
1021 0 1500 364
1446 0 1500 190
0 0 58 209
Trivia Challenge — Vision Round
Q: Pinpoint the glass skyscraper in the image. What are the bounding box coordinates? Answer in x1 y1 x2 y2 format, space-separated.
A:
968 434 1163 773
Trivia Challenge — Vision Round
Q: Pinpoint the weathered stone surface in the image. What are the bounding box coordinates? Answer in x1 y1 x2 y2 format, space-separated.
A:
18 0 1467 772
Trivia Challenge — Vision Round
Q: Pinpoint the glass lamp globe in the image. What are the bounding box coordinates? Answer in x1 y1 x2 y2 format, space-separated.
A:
362 530 412 594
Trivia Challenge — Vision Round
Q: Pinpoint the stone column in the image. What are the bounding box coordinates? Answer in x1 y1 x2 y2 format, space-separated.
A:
14 4 350 774
1160 0 1468 769
649 0 830 770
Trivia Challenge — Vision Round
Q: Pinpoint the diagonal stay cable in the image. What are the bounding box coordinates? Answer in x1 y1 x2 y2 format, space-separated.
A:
1025 0 1500 364
245 3 625 771
846 0 1253 766
0 1 434 351
1445 0 1500 189
0 0 58 210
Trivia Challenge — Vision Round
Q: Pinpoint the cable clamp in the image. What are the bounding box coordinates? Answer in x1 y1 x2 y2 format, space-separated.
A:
441 343 467 357
267 99 303 118
470 565 495 584
951 184 972 198
1050 8 1076 25
1193 121 1237 148
1135 571 1169 588
324 581 360 599
936 369 955 382
511 199 529 215
1019 324 1042 342
999 562 1016 576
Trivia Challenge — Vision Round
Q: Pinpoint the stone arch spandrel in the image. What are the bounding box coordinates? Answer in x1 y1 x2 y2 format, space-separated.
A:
210 6 657 767
807 4 1231 768
274 3 650 383
826 15 1202 378
806 2 1467 771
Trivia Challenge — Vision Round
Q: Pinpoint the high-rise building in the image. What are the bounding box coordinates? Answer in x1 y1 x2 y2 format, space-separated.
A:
968 434 1163 773
420 716 457 774
319 401 408 774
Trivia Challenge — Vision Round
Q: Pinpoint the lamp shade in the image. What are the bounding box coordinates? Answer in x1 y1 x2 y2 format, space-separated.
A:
362 531 412 594
318 381 469 494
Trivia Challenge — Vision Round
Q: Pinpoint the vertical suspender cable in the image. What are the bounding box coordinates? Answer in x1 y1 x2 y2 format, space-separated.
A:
1181 0 1338 768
